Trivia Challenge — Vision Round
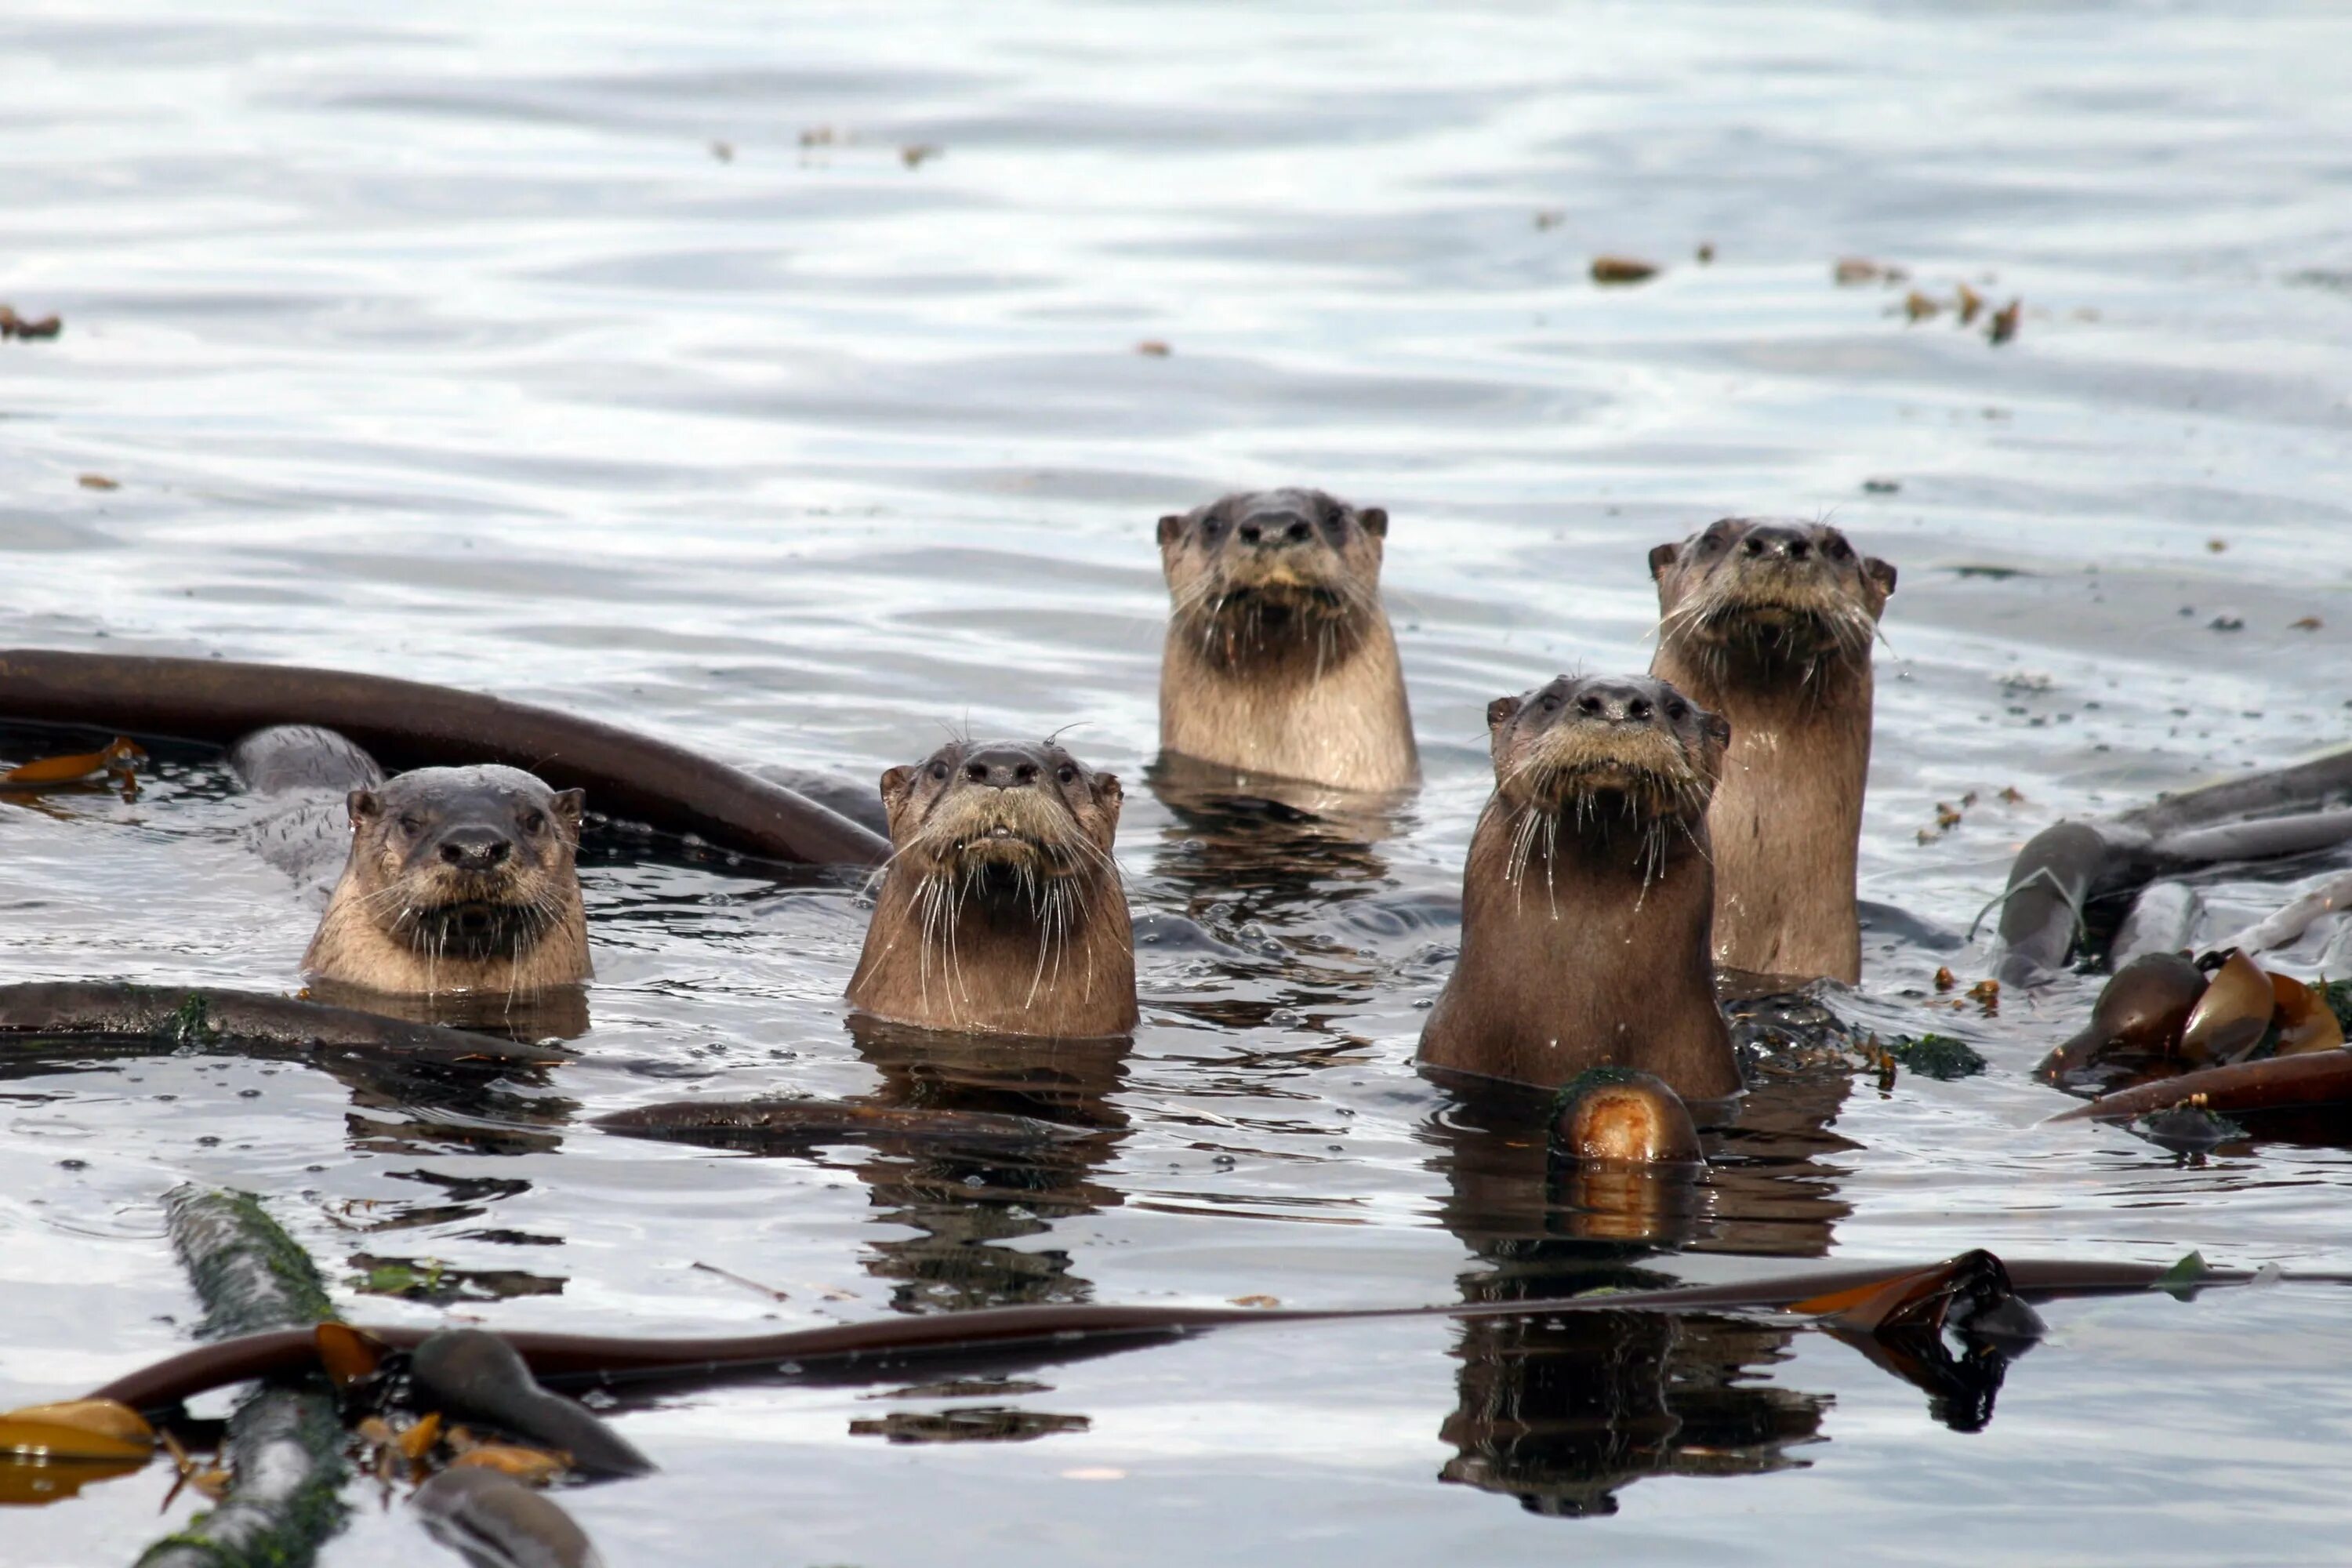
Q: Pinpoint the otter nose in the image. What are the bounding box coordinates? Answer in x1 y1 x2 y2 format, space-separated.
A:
1233 511 1316 548
960 746 1043 789
1571 682 1659 724
437 827 513 869
1738 524 1811 562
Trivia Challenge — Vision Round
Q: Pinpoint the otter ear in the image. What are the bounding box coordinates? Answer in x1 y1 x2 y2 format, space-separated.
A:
1156 514 1186 548
346 788 379 827
1701 713 1733 750
1648 542 1681 580
550 788 586 830
1091 771 1124 844
1356 506 1388 539
879 764 914 811
1864 557 1897 596
1486 695 1523 731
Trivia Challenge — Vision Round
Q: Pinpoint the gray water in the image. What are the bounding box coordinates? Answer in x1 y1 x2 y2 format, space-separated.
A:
5 1 2352 1563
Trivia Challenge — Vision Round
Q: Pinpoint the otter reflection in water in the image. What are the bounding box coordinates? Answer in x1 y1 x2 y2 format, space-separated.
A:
848 737 1135 1039
1156 488 1417 794
843 1014 1129 1312
1418 673 1740 1102
234 724 591 1036
1650 518 1896 985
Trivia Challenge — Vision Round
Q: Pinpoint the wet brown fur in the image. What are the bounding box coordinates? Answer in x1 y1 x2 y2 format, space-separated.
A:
1649 517 1895 985
1158 488 1417 792
305 765 590 996
1418 674 1740 1101
848 739 1137 1038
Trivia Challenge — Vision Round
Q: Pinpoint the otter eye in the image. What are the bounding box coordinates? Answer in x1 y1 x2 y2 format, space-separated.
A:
928 761 950 782
520 811 546 834
1828 538 1853 561
1666 700 1689 720
1539 693 1560 711
397 815 424 834
1057 764 1078 785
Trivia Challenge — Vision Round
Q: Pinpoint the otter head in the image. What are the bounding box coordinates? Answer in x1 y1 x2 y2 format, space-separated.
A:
345 765 585 962
1650 518 1895 686
1488 673 1728 825
880 739 1122 898
1158 488 1388 673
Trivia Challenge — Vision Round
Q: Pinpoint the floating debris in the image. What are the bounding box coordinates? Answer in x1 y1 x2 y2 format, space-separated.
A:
709 139 733 162
1835 257 1907 285
1955 282 1984 324
77 474 118 491
1135 339 1171 358
1934 967 1956 993
0 304 63 340
900 143 942 169
1695 241 1715 263
1987 297 2021 344
1903 289 1940 321
1862 477 1900 494
2291 615 2322 630
798 125 838 146
1590 255 1659 285
2209 612 2245 632
1884 1033 1988 1080
1229 1294 1283 1308
1534 209 1566 230
0 735 143 789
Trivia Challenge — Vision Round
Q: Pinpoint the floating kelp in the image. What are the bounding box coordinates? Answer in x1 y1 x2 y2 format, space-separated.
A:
409 1330 654 1480
85 1251 2285 1418
594 1096 1094 1153
1882 1033 1988 1081
1548 1069 1703 1165
2037 952 2206 1085
412 1467 605 1568
136 1187 347 1568
0 982 571 1070
0 735 143 789
1992 746 2352 982
2051 1051 2352 1125
2038 949 2348 1105
0 649 887 866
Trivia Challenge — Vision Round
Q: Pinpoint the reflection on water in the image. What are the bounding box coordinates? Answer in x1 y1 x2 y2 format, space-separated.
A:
843 1015 1130 1311
7 0 2352 1560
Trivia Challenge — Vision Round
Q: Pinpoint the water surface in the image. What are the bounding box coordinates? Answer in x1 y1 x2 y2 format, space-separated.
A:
5 2 2352 1563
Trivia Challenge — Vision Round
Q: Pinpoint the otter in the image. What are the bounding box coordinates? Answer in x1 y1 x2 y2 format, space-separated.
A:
847 738 1135 1038
1156 488 1417 793
233 725 590 997
1648 517 1896 984
1418 673 1740 1102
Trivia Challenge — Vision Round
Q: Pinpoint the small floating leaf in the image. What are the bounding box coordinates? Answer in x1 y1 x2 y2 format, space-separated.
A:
315 1321 390 1388
1 736 145 786
451 1445 570 1485
1590 255 1659 285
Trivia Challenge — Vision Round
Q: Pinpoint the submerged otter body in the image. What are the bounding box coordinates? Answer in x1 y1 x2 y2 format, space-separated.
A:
1649 518 1895 985
1417 674 1740 1102
234 725 590 997
1157 488 1417 793
848 738 1136 1038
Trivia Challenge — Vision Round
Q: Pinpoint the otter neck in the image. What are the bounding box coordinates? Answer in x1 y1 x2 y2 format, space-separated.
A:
1653 640 1871 983
303 883 591 996
1417 797 1738 1101
848 864 1138 1039
1159 608 1417 792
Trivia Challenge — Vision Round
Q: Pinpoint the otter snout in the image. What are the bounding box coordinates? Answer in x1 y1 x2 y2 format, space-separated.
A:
960 745 1047 789
1735 523 1817 564
1232 506 1318 550
1570 681 1666 726
435 825 515 870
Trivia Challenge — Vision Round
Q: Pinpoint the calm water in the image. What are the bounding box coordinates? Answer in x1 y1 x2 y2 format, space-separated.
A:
5 1 2352 1563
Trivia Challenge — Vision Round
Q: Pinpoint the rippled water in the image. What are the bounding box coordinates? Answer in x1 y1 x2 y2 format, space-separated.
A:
5 1 2352 1562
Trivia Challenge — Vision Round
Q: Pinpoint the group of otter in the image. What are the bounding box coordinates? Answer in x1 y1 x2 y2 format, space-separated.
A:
244 488 1894 1140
